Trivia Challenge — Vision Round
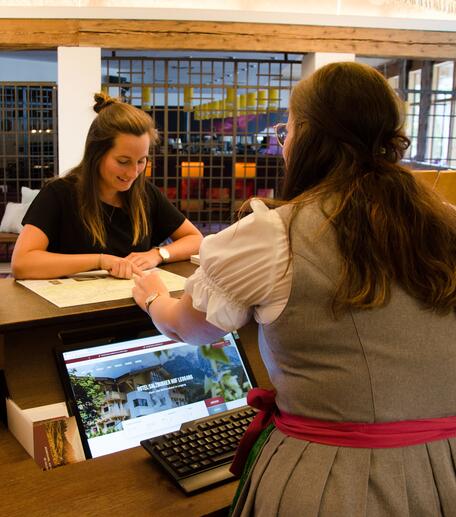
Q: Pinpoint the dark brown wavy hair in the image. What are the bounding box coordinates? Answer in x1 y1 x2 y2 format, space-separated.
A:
64 92 159 248
282 61 456 315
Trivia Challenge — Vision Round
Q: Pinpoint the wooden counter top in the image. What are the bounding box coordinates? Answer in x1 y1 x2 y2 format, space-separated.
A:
0 261 197 332
0 420 237 516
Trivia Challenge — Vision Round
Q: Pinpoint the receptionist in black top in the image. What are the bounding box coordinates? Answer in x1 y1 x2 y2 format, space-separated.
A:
12 92 202 280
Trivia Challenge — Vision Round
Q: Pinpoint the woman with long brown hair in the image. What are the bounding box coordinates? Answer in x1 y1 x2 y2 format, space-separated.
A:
12 92 202 279
133 62 456 515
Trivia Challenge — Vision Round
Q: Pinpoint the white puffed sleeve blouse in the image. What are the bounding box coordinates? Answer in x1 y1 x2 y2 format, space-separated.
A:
185 199 292 331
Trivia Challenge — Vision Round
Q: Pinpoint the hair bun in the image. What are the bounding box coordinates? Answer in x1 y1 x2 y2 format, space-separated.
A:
93 92 118 114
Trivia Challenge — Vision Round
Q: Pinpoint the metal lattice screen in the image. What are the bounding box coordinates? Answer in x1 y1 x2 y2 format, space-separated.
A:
0 83 58 218
102 55 302 234
1 57 454 236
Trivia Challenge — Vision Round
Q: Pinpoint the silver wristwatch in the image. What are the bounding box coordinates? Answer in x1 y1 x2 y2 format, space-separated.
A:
156 247 170 263
144 291 160 314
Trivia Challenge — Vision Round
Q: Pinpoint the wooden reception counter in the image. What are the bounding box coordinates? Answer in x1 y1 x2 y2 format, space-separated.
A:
0 262 271 517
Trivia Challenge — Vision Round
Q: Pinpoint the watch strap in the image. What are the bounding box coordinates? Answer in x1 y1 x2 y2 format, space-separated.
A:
144 292 160 314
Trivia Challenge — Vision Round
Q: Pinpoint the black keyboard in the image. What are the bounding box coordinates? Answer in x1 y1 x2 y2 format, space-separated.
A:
141 407 256 494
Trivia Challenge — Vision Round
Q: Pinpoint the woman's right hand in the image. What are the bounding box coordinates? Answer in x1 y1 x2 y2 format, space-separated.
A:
100 254 143 279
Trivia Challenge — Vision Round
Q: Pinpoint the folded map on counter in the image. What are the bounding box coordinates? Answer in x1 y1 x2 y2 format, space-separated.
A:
17 267 186 308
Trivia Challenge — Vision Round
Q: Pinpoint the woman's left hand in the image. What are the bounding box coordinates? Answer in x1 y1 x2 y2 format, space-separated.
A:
125 249 161 271
132 271 170 312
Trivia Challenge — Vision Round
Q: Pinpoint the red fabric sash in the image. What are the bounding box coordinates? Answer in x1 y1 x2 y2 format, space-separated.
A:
230 388 456 477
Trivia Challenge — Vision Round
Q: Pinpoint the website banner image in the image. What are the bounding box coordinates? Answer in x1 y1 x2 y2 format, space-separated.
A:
63 333 253 457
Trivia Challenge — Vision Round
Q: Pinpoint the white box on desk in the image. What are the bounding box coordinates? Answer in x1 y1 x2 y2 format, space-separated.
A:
6 398 85 470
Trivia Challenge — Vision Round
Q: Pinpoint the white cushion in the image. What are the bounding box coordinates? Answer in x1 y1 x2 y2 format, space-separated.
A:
21 186 40 204
0 202 31 234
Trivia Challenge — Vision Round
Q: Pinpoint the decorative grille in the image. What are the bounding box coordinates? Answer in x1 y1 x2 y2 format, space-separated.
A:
102 54 301 234
0 83 58 218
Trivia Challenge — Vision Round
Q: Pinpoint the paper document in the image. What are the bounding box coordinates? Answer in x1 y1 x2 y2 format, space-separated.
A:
17 268 186 308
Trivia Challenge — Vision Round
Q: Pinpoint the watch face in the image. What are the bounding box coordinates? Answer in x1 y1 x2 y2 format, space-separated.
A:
159 247 170 261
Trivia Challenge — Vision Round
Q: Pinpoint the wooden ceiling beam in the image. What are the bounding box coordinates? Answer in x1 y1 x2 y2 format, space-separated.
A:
0 19 455 59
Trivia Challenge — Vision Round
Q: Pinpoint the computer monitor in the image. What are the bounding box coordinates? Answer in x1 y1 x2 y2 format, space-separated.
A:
56 323 255 459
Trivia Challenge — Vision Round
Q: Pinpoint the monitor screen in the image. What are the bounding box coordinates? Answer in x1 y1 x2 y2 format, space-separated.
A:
56 329 255 459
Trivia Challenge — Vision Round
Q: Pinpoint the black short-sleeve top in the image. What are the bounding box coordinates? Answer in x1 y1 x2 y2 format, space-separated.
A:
22 178 185 256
